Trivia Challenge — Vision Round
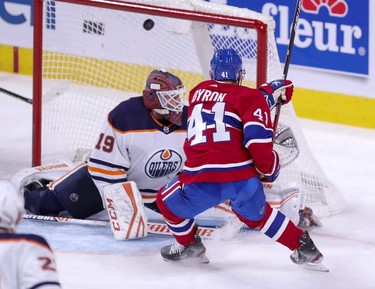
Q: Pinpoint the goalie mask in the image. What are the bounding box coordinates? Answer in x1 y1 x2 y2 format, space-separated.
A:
209 49 245 85
0 181 24 230
143 69 185 126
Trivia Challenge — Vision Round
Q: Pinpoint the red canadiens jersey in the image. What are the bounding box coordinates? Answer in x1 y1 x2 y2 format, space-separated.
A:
179 80 276 184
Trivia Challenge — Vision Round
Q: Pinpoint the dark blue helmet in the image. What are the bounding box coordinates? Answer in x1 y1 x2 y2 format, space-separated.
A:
209 49 245 84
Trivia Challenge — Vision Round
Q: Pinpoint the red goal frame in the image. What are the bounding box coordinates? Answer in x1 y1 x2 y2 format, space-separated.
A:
32 0 270 166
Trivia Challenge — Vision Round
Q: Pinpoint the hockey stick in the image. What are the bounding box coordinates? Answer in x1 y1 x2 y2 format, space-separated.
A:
22 214 217 239
0 80 71 106
0 86 32 104
273 0 302 137
217 1 304 239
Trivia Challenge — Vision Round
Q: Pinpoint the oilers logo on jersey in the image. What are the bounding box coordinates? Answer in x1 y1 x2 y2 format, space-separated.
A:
145 149 183 178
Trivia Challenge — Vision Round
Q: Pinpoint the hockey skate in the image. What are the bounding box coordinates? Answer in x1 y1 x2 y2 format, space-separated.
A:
290 231 328 272
298 207 322 228
161 234 209 264
23 179 58 216
24 179 49 192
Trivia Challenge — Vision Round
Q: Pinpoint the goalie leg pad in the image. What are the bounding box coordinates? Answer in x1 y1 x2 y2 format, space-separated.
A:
11 159 75 193
104 181 148 240
265 185 302 225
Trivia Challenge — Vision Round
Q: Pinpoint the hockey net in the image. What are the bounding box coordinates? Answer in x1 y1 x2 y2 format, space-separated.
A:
33 0 345 218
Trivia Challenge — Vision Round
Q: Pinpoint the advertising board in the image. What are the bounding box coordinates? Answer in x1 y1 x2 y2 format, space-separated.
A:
220 0 369 76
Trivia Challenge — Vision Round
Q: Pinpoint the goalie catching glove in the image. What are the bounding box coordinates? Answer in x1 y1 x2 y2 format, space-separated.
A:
104 181 148 240
260 79 294 109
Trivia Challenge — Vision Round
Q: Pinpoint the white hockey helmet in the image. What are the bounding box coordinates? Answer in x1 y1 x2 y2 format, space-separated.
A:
0 180 24 230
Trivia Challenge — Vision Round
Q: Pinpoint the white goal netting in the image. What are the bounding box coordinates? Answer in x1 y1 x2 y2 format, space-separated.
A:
34 0 345 218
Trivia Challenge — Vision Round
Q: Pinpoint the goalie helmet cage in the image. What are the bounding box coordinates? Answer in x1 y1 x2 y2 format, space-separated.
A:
32 0 345 218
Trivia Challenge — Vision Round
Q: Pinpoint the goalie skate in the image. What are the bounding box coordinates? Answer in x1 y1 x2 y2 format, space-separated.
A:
298 207 322 228
161 233 209 264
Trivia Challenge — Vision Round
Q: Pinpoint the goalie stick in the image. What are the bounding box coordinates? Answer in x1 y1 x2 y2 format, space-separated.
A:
271 2 329 272
219 0 303 237
22 214 217 239
273 0 302 137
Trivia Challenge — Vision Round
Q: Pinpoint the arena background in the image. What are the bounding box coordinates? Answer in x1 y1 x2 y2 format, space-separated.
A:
0 0 374 128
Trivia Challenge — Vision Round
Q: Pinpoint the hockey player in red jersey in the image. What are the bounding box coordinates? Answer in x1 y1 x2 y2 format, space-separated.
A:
156 49 325 269
0 180 61 289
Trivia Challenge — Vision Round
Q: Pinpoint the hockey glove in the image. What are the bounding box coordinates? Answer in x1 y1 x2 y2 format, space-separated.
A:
260 165 280 183
259 150 280 183
260 79 294 109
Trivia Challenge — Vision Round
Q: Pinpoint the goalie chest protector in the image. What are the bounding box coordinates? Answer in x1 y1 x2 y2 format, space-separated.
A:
90 97 188 202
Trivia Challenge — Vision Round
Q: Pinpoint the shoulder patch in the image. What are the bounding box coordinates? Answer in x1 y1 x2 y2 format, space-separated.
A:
108 97 156 132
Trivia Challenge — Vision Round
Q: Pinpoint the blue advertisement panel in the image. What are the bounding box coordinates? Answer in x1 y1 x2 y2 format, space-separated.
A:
0 0 33 25
213 0 369 76
0 0 34 46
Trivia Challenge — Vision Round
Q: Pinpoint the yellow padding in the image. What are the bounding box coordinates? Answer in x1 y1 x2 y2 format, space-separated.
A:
0 46 14 72
293 88 375 129
18 48 33 75
0 46 33 74
1 44 374 129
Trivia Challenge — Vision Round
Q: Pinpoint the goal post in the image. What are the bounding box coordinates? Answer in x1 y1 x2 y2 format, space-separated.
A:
32 0 345 218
